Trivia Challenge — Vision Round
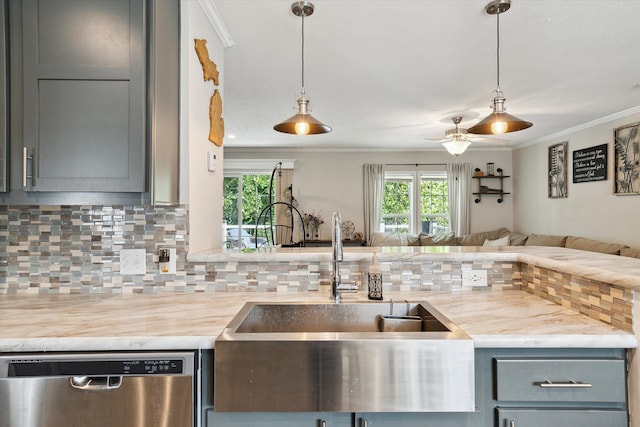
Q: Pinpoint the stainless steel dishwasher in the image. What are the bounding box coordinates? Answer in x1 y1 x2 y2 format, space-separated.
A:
0 352 195 427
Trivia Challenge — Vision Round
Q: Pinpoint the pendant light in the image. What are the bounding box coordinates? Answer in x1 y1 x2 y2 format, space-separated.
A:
468 0 532 135
274 1 331 135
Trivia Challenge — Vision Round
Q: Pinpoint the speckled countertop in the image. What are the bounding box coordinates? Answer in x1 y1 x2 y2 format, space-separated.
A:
0 287 636 352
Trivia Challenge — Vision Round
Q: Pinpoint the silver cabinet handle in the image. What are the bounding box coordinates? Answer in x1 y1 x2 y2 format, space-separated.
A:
538 379 592 388
360 419 368 427
319 421 326 427
509 421 515 427
70 376 122 390
22 147 33 188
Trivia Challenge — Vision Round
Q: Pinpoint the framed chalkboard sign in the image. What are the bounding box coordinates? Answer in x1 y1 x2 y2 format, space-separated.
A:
572 144 607 183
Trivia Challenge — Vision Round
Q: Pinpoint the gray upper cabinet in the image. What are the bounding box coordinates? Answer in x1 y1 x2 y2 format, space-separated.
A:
20 0 145 192
0 0 6 193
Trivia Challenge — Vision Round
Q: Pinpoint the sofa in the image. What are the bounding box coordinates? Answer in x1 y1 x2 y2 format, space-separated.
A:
369 227 640 259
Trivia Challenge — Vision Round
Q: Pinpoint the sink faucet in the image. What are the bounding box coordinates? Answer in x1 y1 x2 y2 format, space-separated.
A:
331 212 357 302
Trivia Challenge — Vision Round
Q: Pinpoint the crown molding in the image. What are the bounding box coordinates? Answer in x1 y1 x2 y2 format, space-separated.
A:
198 0 234 48
518 105 640 149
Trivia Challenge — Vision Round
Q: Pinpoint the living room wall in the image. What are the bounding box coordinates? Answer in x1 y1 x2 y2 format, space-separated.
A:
224 148 515 240
513 110 640 248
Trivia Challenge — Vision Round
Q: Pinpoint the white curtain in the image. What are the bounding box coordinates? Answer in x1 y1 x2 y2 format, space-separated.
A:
447 162 472 236
363 164 385 244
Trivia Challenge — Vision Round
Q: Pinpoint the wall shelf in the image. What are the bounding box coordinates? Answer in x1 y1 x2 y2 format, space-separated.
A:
472 168 510 203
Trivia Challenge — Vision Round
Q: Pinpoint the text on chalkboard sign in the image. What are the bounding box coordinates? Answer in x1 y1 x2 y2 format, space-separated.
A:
572 144 607 183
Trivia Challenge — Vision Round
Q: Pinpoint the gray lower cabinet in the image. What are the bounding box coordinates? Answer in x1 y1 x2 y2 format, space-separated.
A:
496 408 628 427
13 0 145 193
206 410 352 427
205 348 628 427
493 350 628 427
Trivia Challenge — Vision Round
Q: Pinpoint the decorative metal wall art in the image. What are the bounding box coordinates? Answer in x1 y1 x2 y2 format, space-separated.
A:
613 122 639 195
548 141 568 198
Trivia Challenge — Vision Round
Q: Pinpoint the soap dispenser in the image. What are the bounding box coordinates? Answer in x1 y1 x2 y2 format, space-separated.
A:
367 253 383 300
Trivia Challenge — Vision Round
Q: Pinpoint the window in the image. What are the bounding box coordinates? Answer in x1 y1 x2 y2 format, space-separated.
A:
223 174 272 248
381 171 449 235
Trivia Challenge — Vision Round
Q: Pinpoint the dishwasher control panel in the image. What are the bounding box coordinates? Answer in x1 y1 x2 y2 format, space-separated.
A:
0 352 194 378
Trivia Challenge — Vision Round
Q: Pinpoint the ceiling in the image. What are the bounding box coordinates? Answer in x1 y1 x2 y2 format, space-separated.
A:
213 0 640 151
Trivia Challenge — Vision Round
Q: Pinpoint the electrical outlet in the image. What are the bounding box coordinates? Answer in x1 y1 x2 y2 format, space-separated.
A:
462 270 488 287
120 249 146 275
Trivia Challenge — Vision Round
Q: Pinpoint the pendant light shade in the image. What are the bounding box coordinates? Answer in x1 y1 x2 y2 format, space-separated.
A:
468 0 532 135
274 1 331 135
273 96 332 135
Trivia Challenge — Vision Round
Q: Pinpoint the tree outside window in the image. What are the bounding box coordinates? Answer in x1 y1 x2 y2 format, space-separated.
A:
223 174 271 247
381 171 449 235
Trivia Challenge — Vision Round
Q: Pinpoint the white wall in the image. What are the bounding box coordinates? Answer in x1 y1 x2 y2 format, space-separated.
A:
514 111 640 248
181 1 225 251
225 148 515 239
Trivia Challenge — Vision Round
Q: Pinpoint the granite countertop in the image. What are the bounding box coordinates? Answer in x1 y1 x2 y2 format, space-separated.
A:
1 288 636 352
189 246 640 290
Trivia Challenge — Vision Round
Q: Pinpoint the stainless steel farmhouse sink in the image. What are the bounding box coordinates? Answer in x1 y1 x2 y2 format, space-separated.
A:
214 301 474 413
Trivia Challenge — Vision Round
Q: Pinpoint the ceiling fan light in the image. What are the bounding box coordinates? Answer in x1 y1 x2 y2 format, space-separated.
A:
442 139 471 156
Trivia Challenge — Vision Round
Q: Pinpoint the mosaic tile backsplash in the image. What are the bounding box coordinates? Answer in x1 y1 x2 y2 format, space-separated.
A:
520 263 634 332
0 205 633 332
1 205 517 294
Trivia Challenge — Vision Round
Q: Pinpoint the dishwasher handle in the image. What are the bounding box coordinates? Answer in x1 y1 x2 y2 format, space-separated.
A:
70 376 123 390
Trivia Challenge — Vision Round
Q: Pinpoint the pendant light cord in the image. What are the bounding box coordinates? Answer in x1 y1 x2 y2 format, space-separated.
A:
496 12 500 90
301 13 305 92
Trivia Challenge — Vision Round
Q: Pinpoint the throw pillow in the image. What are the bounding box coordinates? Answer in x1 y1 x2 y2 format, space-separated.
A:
483 235 510 247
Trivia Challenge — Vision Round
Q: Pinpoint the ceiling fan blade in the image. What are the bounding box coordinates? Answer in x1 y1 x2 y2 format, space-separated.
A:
467 135 509 143
423 137 449 143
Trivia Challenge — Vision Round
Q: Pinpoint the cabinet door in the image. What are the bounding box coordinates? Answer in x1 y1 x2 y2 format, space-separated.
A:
21 0 145 192
355 412 480 427
497 408 627 427
0 0 6 193
206 410 352 427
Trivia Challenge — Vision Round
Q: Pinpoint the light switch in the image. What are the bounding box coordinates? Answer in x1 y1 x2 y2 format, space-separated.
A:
207 151 217 172
120 249 146 275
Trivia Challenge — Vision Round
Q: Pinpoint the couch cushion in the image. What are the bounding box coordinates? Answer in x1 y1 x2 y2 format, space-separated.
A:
456 227 510 246
407 234 421 246
420 232 457 246
483 235 510 247
525 233 568 247
508 232 529 246
369 232 406 246
565 236 628 255
621 247 640 259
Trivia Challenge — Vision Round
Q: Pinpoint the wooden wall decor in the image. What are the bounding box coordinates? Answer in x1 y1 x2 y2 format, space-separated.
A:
194 38 224 146
209 89 224 146
194 39 219 84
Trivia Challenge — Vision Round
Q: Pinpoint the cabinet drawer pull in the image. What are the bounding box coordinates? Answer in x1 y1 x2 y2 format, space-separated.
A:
537 379 592 388
319 421 326 427
360 419 368 427
509 421 515 427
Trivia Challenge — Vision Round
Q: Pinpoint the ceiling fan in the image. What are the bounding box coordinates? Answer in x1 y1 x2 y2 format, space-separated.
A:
424 116 507 156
